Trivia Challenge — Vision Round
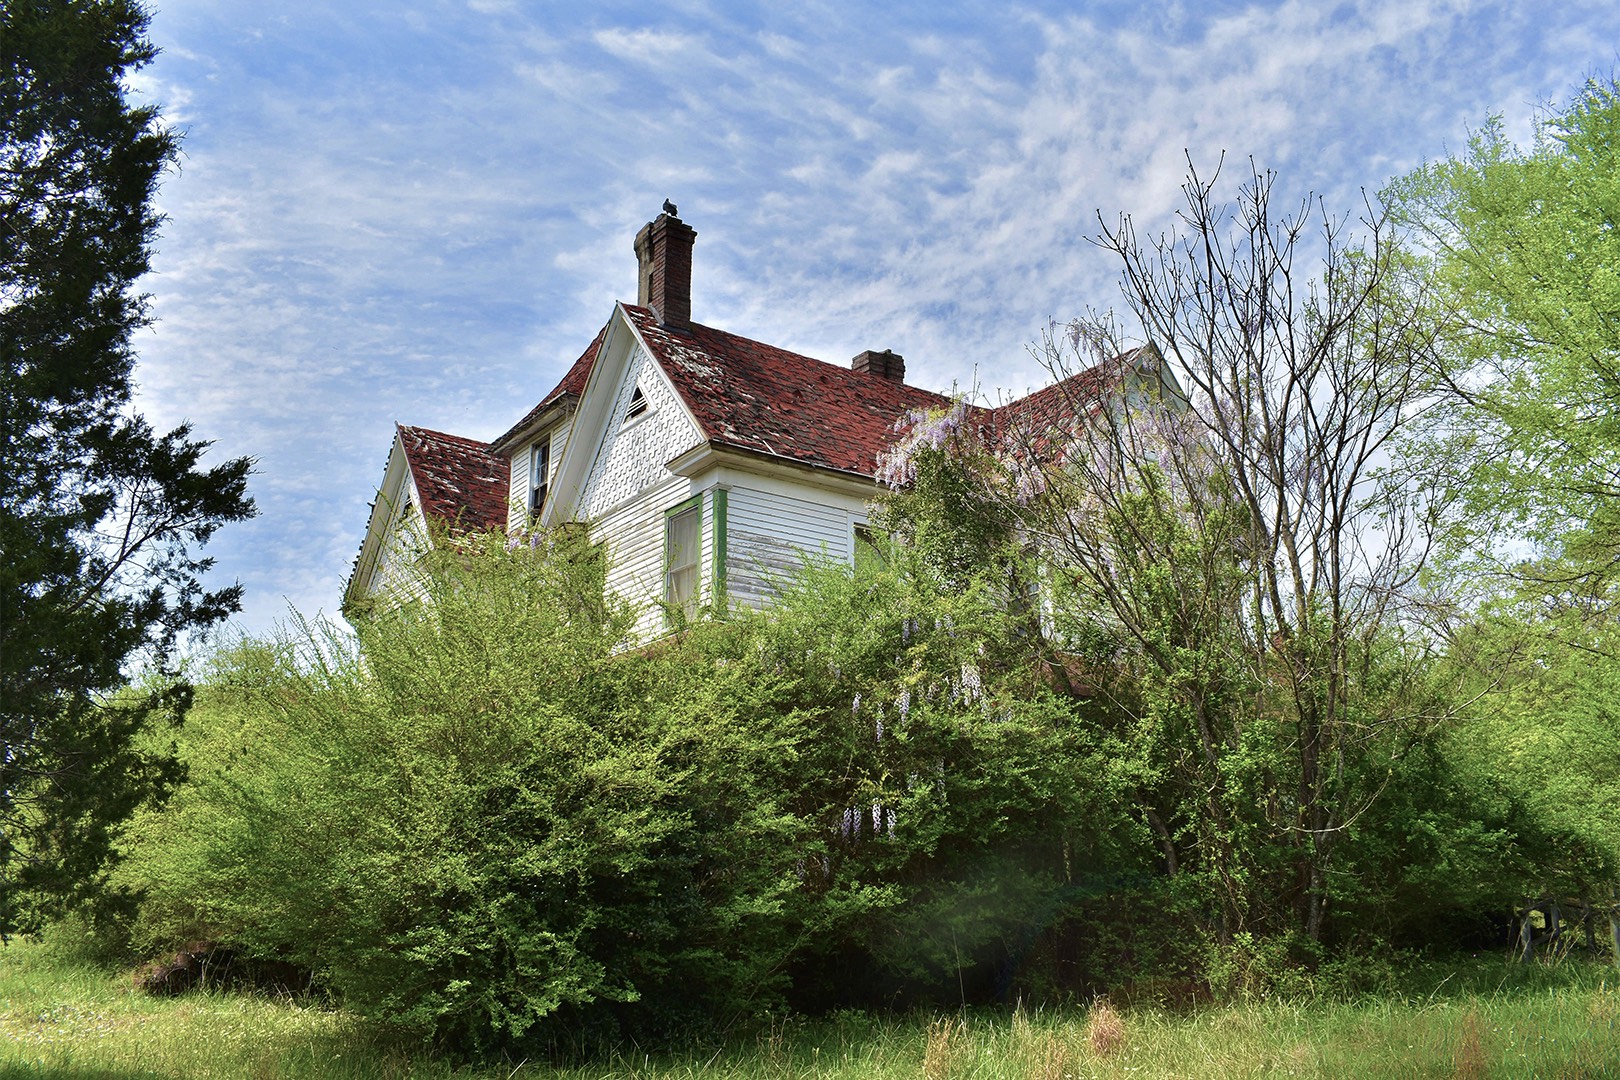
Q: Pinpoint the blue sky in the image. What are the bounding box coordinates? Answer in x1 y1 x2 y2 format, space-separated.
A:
125 0 1619 638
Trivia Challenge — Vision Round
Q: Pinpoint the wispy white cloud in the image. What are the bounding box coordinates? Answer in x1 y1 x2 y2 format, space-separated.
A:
128 0 1620 635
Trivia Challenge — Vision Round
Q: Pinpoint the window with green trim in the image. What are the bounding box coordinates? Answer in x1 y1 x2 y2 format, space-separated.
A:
665 499 701 622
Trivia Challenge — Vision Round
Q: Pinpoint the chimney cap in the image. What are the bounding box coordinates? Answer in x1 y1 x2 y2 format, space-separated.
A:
851 348 905 382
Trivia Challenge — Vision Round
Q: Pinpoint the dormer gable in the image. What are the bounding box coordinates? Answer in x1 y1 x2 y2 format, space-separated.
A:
343 424 506 613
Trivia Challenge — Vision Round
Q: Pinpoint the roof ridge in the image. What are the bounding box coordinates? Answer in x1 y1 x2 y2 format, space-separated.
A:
400 422 494 448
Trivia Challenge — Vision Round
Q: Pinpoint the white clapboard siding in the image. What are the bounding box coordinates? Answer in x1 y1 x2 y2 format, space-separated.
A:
549 418 572 483
573 344 704 638
371 481 429 603
595 474 694 640
506 447 530 533
725 481 865 609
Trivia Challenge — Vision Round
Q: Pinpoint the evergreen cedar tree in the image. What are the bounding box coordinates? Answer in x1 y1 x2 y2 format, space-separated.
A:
0 0 255 935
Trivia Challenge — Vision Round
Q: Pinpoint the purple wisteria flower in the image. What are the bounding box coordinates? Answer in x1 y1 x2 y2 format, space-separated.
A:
960 662 982 703
1013 461 1047 505
875 402 975 489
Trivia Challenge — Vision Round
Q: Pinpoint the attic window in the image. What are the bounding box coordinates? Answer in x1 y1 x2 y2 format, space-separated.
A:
625 387 649 421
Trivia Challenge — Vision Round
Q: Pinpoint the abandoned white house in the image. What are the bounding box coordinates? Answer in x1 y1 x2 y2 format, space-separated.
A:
344 207 1168 636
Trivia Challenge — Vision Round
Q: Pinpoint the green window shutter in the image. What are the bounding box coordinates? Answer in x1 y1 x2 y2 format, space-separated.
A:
712 487 728 609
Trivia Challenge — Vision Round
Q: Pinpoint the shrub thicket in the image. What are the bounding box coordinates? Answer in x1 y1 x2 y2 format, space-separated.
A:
114 527 1135 1053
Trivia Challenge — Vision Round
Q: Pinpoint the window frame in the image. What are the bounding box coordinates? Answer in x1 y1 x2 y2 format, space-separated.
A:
853 522 889 573
663 494 703 625
528 438 550 518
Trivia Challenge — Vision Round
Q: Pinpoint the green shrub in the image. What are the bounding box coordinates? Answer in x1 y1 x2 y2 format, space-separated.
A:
118 529 787 1050
115 529 1140 1051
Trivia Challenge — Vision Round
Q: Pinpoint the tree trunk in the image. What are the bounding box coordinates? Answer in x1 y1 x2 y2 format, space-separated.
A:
1517 902 1537 964
1305 861 1326 944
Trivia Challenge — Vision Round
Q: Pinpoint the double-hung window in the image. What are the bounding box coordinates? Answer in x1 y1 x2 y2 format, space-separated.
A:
528 439 550 518
665 497 701 623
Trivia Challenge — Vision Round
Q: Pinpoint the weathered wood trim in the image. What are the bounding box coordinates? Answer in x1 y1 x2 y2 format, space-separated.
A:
665 441 879 500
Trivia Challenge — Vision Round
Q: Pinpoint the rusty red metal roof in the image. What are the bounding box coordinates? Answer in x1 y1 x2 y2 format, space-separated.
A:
983 347 1148 459
624 305 952 477
398 424 508 530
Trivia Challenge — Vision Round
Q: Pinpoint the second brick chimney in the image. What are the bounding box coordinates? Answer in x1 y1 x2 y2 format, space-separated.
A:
851 348 906 382
634 207 696 332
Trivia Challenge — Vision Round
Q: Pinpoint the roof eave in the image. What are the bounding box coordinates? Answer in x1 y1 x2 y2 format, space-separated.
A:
342 429 418 615
490 393 579 455
665 440 881 498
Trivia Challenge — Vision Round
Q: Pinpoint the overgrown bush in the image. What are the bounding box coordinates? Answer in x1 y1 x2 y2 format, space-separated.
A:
720 554 1132 1010
114 527 1129 1053
111 506 1601 1057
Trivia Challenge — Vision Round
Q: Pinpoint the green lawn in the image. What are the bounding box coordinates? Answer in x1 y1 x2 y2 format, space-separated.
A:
3 939 1617 1078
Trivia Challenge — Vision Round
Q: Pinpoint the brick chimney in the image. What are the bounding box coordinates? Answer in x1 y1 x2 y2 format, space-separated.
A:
633 206 696 331
851 348 905 382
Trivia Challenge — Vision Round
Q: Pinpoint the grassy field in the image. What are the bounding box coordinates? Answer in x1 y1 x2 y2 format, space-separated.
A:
3 938 1618 1079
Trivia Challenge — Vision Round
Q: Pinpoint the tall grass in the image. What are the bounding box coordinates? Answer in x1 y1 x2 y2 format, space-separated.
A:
3 938 1617 1079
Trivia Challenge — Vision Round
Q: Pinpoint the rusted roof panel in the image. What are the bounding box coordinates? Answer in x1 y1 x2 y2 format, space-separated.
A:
398 424 508 530
624 305 952 478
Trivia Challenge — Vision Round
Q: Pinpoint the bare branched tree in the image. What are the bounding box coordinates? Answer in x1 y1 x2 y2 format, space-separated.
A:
1011 158 1456 945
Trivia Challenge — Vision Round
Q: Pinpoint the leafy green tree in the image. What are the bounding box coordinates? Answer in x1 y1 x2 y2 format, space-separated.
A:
1386 78 1620 962
1428 575 1620 959
1388 79 1620 581
0 0 255 935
